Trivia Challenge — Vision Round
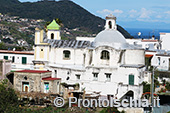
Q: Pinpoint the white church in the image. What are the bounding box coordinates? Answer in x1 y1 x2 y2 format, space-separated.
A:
33 14 145 99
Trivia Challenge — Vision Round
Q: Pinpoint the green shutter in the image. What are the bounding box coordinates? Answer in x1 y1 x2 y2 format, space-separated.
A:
22 57 27 64
4 56 8 60
129 75 134 85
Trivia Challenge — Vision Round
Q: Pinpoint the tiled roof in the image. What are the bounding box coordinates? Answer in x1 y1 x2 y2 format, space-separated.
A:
15 70 51 73
0 50 34 55
44 39 92 48
145 54 153 58
42 76 61 81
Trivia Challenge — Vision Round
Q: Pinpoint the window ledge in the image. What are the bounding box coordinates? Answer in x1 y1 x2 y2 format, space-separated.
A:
63 58 70 60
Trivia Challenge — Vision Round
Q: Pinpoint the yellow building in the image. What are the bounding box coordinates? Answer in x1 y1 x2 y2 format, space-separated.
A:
33 20 61 70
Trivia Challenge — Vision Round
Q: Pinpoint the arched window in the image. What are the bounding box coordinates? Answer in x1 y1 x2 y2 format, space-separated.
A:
51 33 54 39
109 21 112 29
101 50 110 60
63 50 71 59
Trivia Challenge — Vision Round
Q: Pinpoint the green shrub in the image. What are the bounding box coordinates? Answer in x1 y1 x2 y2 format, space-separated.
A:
0 79 19 112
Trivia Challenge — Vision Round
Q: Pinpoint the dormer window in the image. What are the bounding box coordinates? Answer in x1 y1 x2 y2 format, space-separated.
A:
101 50 110 60
63 50 71 60
51 33 54 39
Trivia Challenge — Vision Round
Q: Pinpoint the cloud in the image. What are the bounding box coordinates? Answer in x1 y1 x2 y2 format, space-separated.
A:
97 9 114 15
129 9 137 13
165 11 170 14
156 15 162 18
128 9 138 18
97 9 123 17
97 7 170 23
139 8 153 19
113 9 123 14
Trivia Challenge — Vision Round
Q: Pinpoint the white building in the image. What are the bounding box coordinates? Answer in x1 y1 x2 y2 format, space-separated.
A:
149 32 170 71
126 38 160 51
148 33 170 85
76 37 95 42
160 32 170 50
0 50 34 70
34 15 145 99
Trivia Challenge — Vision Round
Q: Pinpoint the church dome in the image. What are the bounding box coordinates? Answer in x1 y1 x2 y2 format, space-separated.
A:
93 15 127 49
94 30 126 45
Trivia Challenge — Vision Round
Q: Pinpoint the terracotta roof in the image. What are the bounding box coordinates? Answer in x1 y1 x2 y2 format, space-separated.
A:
0 50 34 55
15 70 51 73
42 76 61 81
160 33 166 35
145 54 153 58
141 40 158 42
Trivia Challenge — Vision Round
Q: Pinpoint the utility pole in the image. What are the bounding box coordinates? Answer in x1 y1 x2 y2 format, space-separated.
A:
151 66 157 113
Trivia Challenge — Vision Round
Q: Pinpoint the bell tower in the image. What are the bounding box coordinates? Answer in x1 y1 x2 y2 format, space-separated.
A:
105 14 117 30
47 20 61 40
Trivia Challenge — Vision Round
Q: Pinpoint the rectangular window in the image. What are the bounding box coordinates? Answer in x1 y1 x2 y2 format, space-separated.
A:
4 56 8 60
22 82 29 92
76 74 81 80
12 56 15 63
105 73 111 82
93 73 98 81
63 50 70 60
44 82 49 93
55 70 57 76
22 57 27 64
129 74 134 85
158 57 160 65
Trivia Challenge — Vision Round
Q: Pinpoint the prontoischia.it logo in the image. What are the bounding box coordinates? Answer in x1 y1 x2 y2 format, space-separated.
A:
54 97 160 108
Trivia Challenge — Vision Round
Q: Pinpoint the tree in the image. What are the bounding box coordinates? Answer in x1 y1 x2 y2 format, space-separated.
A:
166 82 170 91
0 79 19 112
142 82 151 93
55 18 63 27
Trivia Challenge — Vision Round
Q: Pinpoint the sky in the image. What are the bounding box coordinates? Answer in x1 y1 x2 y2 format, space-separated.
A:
19 0 170 30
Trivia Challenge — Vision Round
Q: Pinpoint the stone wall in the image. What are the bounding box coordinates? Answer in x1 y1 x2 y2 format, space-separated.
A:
14 72 51 93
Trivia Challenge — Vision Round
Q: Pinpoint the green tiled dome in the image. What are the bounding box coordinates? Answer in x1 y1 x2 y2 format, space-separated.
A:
47 20 60 30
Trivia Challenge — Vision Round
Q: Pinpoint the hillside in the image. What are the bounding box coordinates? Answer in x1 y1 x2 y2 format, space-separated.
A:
0 0 131 38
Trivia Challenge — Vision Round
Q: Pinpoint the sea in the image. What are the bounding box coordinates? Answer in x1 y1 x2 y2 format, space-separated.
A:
125 28 170 39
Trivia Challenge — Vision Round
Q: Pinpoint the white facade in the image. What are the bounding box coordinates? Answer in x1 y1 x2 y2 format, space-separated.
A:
34 15 145 99
76 37 95 42
160 32 170 50
151 53 170 71
0 50 34 70
126 38 160 50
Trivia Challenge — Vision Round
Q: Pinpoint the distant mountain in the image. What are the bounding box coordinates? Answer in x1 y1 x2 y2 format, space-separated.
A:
0 0 131 38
